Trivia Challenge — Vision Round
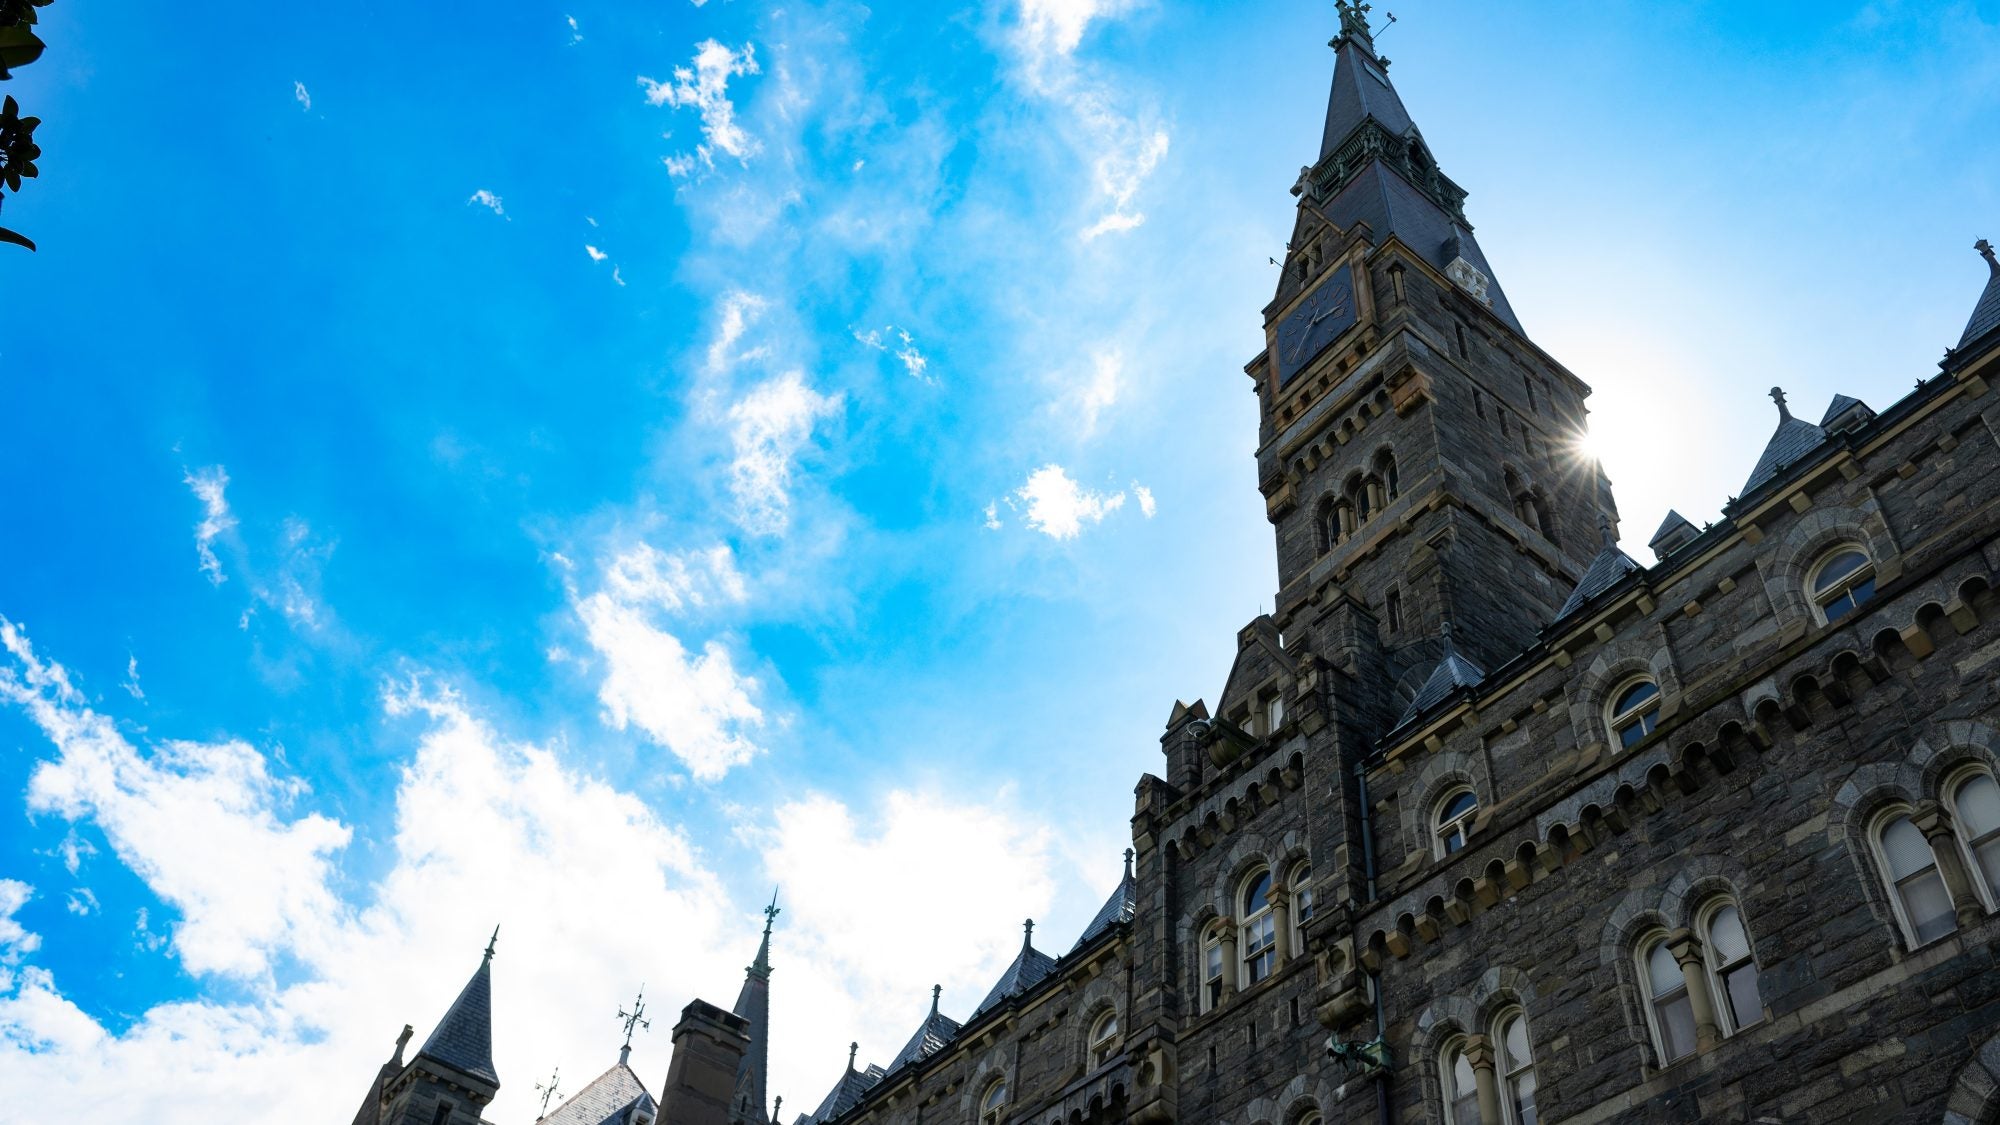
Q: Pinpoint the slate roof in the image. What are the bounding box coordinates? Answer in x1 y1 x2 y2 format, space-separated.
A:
1319 23 1413 158
1647 510 1698 558
973 935 1059 1018
1557 542 1642 620
416 954 498 1086
888 992 962 1071
1741 411 1827 496
1820 394 1870 428
1071 860 1137 951
541 1061 655 1125
1392 640 1486 730
1959 240 2000 351
731 923 774 1124
805 1063 885 1122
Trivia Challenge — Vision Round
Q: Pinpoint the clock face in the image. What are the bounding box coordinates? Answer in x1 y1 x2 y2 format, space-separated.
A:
1275 263 1358 387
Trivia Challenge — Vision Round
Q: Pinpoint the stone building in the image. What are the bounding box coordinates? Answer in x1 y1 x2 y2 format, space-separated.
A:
351 3 2000 1123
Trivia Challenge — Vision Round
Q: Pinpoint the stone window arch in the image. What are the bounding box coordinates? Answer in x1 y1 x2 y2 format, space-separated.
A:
1634 929 1697 1065
1433 787 1479 858
1693 897 1764 1035
1373 448 1400 502
1437 1033 1482 1124
1086 1006 1121 1069
1946 764 2000 910
1605 677 1662 751
978 1076 1008 1125
1239 866 1278 988
1806 544 1877 625
1868 805 1956 947
1765 505 1898 624
1314 494 1338 556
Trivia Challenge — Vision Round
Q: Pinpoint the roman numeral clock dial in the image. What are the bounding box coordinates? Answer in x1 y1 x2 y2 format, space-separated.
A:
1275 263 1358 388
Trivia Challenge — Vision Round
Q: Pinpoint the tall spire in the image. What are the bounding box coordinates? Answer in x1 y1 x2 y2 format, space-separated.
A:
729 894 779 1124
1302 4 1524 333
414 937 500 1087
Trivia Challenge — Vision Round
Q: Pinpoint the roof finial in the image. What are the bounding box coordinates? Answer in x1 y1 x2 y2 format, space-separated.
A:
535 1066 563 1121
1769 386 1791 421
1023 918 1036 949
930 984 943 1015
617 983 651 1063
1123 847 1136 880
483 924 500 964
763 887 782 935
393 1024 413 1065
1336 0 1374 40
846 1041 859 1072
773 1096 782 1121
1979 238 1998 276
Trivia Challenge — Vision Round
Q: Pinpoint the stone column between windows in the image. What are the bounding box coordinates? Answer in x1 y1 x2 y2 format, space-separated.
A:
1464 1034 1503 1125
1270 880 1293 966
1665 929 1722 1053
1913 800 1986 926
1218 919 1240 1000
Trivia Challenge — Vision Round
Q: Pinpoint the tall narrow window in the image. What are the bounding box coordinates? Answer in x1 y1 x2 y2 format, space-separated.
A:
1387 590 1404 634
1200 922 1225 1012
1264 692 1287 735
1440 1037 1481 1125
1473 390 1486 419
1315 496 1337 556
1639 934 1697 1064
1499 411 1510 437
1607 680 1661 750
1524 376 1537 412
1455 323 1469 359
1240 870 1277 986
1290 860 1315 954
981 1078 1009 1125
430 1102 455 1125
1496 1009 1537 1125
1809 548 1876 624
1950 770 2000 907
1434 789 1479 858
1875 812 1956 945
1088 1010 1121 1068
1700 902 1762 1033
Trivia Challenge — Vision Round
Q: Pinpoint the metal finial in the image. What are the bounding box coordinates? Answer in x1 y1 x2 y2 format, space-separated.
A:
483 925 500 964
763 887 782 936
1769 386 1791 421
1123 847 1136 880
1023 918 1036 947
618 984 651 1058
1336 0 1374 38
847 1042 859 1071
536 1067 563 1120
773 1096 783 1120
1979 238 1998 274
930 984 943 1014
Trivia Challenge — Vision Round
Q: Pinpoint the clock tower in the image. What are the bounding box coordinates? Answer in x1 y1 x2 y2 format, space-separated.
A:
1252 1 1619 711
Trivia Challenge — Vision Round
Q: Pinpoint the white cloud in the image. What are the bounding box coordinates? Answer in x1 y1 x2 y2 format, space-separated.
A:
855 326 934 384
182 467 235 586
1134 482 1156 518
1070 348 1122 438
292 81 311 111
566 14 582 44
467 189 506 217
983 502 1003 531
611 266 626 287
1010 464 1125 540
572 543 765 781
640 40 762 176
585 244 608 262
123 654 144 701
706 290 769 377
0 881 38 963
63 888 96 917
726 371 842 536
1 618 352 981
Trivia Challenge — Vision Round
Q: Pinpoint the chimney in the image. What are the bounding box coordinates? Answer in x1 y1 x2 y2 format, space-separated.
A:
659 1000 752 1125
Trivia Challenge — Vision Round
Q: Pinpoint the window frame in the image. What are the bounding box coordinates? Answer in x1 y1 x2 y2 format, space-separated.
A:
1807 546 1877 625
1605 678 1662 751
1433 787 1479 859
1636 931 1696 1066
1493 1007 1536 1125
1199 920 1225 1013
979 1077 1009 1125
1694 899 1762 1035
1087 1009 1121 1069
1437 1034 1481 1125
1868 806 1958 947
1946 766 2000 912
1288 859 1315 956
1239 868 1278 988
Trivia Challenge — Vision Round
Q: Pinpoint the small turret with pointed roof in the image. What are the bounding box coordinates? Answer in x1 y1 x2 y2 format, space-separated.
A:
1952 237 2000 366
360 929 502 1125
1740 386 1829 498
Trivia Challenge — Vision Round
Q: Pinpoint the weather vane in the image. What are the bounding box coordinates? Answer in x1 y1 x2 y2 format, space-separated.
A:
535 1066 563 1120
764 887 782 934
618 984 652 1054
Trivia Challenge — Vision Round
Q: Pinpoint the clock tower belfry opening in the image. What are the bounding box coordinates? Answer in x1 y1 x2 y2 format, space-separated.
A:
1254 1 1619 686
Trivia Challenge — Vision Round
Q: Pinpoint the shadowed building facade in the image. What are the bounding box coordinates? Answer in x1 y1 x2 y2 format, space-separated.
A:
355 4 2000 1123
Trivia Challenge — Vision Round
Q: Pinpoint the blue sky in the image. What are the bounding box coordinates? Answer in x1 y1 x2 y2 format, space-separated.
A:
1 0 1996 1119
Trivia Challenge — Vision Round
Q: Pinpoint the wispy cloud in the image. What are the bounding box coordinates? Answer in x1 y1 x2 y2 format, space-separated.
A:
727 371 842 536
641 40 763 177
584 244 608 262
182 467 235 587
0 879 38 963
1068 348 1122 438
565 14 582 44
1009 464 1126 539
1133 482 1156 518
292 81 311 111
122 655 143 701
854 326 934 384
467 189 506 217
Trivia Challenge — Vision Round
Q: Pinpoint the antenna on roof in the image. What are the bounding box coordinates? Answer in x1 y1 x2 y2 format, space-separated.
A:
1373 11 1399 39
535 1067 562 1121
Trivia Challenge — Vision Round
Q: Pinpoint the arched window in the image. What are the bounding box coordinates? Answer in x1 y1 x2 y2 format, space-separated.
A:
1315 496 1337 556
1607 680 1661 750
1495 1008 1537 1125
1439 1036 1481 1125
1297 1114 1323 1125
1809 548 1876 624
980 1077 1008 1125
1698 901 1762 1034
1949 769 2000 908
1352 477 1373 523
1240 869 1277 986
1637 933 1697 1064
1386 589 1404 634
1088 1010 1121 1068
1375 451 1400 502
1335 498 1356 542
1873 810 1955 945
1289 860 1315 954
1434 788 1479 857
1200 921 1225 1013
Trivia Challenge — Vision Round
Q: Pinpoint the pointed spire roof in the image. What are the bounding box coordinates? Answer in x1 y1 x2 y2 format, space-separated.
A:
540 1059 655 1125
1958 238 2000 353
415 931 500 1087
885 985 963 1072
973 920 1059 1017
1556 519 1642 620
1392 624 1486 730
1306 2 1524 332
805 1044 884 1123
1741 386 1828 496
1647 510 1699 560
1071 849 1138 951
730 891 780 1124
